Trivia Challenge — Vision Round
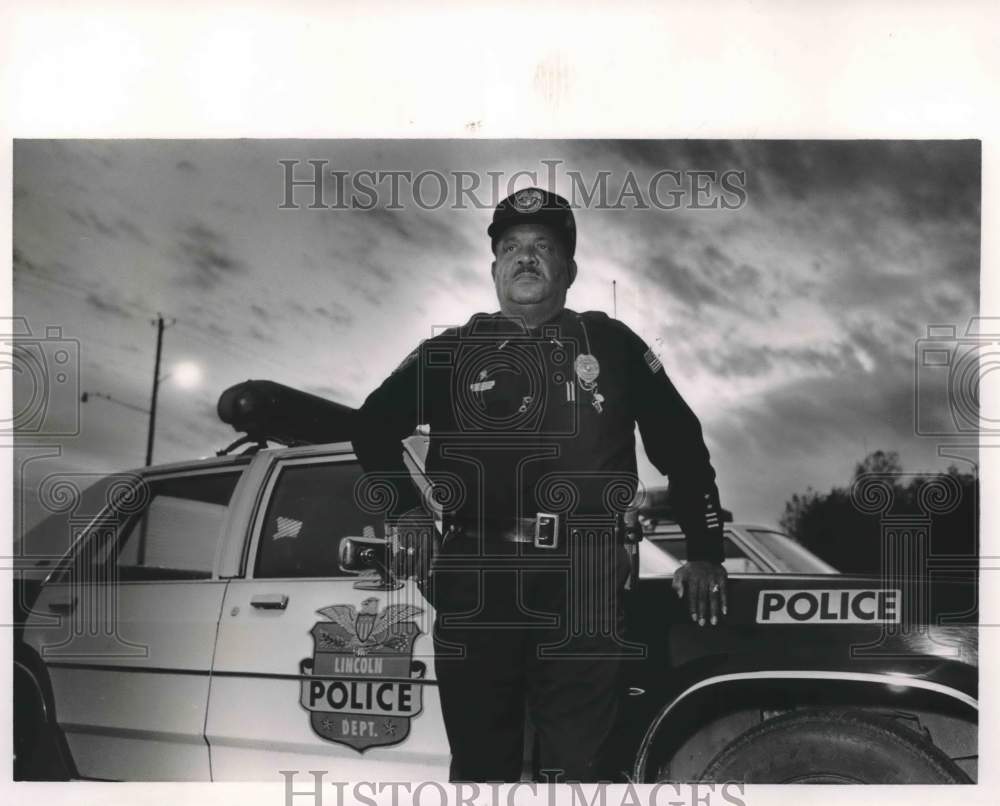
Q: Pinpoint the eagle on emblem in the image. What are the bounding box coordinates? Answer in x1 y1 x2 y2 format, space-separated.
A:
316 597 423 655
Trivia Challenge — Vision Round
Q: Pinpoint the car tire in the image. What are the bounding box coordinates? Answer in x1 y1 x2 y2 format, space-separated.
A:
13 664 72 781
699 709 970 784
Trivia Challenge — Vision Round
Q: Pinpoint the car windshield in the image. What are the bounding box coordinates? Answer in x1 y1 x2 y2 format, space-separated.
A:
746 529 839 574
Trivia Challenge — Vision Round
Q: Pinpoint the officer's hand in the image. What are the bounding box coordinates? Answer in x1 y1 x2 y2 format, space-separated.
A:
672 561 728 627
386 508 436 584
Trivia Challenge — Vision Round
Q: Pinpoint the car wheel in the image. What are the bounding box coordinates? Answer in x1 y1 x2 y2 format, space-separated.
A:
699 709 970 784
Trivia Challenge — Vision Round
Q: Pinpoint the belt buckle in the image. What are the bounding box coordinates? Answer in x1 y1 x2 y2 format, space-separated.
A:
533 512 560 549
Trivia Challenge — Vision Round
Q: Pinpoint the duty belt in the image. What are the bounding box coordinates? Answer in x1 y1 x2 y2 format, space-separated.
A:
440 513 564 550
443 513 640 551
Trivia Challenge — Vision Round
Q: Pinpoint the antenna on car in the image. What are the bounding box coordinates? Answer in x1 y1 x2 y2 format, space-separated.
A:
215 380 357 455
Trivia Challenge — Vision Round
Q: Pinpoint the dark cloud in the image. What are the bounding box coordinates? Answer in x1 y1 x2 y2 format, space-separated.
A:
582 140 743 174
731 140 980 223
356 258 393 285
354 205 476 257
250 303 270 320
173 222 248 290
643 254 751 311
694 343 862 380
176 160 197 174
644 256 717 309
12 245 39 274
715 365 921 462
342 278 385 308
313 303 354 328
204 321 234 340
248 324 275 343
85 293 134 319
114 217 150 245
363 207 411 242
64 206 150 245
84 210 115 237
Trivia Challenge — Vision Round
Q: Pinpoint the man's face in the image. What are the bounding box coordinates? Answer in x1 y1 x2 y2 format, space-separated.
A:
491 223 575 308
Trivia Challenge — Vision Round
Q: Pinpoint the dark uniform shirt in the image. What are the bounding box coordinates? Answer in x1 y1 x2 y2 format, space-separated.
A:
353 307 725 564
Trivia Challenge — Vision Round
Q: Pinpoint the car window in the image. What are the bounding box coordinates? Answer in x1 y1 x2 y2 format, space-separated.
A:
254 460 408 579
746 528 839 574
15 474 123 571
111 472 242 580
648 533 768 574
721 537 767 574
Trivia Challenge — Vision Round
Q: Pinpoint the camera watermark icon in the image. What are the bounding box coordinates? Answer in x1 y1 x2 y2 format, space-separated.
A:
848 471 975 660
915 317 1000 437
14 468 152 658
416 318 582 439
1 316 81 436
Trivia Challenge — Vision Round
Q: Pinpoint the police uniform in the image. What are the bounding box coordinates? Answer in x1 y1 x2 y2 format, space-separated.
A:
352 189 725 782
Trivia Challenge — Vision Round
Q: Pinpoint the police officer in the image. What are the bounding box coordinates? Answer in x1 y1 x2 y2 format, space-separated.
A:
352 187 727 782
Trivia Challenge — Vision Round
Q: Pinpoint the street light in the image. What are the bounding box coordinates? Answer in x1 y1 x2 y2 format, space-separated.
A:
79 390 150 415
173 361 201 389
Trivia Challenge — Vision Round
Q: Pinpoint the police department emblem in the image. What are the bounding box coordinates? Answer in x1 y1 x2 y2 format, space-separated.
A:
512 188 544 213
300 598 424 751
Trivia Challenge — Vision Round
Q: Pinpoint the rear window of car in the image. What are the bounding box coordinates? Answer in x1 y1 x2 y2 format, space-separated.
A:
746 529 839 574
55 468 245 583
648 532 768 574
16 474 124 570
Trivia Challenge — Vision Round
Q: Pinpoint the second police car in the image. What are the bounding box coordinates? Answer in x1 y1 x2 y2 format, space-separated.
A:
14 381 978 783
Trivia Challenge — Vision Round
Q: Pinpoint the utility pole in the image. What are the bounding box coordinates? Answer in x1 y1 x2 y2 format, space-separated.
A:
145 314 174 466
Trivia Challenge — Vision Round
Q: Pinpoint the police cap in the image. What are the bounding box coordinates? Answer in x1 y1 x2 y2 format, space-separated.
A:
487 187 576 258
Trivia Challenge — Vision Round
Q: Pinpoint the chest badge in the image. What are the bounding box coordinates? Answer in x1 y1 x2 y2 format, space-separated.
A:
574 353 605 414
574 353 601 385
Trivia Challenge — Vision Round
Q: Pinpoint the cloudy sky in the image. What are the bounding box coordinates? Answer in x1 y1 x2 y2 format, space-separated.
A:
11 140 980 534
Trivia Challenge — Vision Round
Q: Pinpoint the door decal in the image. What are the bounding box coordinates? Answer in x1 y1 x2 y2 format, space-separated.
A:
299 597 425 751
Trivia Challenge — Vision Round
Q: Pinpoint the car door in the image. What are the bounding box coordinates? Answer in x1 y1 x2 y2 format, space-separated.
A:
23 460 249 780
205 446 450 780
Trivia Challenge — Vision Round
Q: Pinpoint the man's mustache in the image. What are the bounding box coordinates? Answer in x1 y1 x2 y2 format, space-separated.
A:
514 265 542 277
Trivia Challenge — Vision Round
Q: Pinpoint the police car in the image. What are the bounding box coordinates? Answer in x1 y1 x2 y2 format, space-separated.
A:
14 381 978 783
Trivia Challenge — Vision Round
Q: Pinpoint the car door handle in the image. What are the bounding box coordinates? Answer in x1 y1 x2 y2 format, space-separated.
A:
48 597 77 614
250 593 289 610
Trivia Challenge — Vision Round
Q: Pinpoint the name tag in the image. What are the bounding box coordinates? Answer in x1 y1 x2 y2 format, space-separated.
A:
469 380 495 392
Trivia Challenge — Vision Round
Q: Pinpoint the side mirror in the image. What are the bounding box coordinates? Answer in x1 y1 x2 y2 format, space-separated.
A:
338 535 402 591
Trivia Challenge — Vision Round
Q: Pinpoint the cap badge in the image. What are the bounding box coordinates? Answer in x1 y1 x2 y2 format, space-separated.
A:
513 188 544 213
